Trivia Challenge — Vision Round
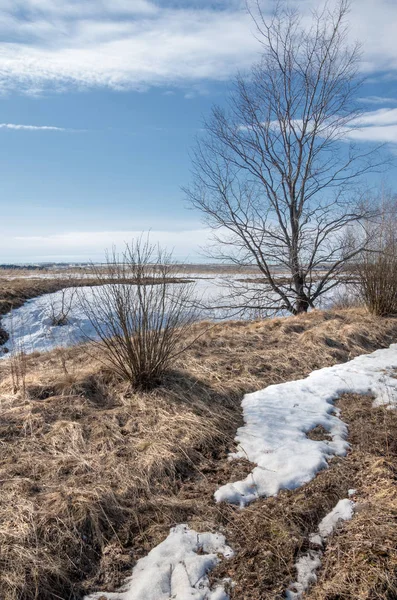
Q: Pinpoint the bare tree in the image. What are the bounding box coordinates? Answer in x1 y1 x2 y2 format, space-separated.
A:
77 239 200 389
185 0 384 315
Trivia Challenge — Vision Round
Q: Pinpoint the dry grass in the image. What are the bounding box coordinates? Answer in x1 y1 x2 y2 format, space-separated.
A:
305 395 397 600
208 393 397 599
0 265 266 279
0 278 81 317
0 308 397 599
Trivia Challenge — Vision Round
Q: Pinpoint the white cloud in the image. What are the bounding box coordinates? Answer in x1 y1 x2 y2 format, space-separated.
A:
1 229 213 262
0 1 392 96
343 108 397 143
345 125 397 144
0 123 66 131
0 0 394 95
0 0 158 18
356 108 397 127
263 107 397 145
294 0 397 74
0 2 259 94
358 96 397 105
347 0 397 74
348 124 397 144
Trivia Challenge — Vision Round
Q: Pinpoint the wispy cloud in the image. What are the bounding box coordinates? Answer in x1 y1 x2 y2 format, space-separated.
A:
0 123 67 131
3 228 213 262
358 96 397 105
260 107 397 145
0 1 392 95
356 108 397 127
344 108 397 143
345 125 397 144
0 1 258 94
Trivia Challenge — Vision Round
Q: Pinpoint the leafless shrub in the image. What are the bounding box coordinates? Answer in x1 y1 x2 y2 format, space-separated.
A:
330 285 361 310
356 195 397 316
3 311 28 396
45 276 77 326
357 251 397 317
78 238 200 389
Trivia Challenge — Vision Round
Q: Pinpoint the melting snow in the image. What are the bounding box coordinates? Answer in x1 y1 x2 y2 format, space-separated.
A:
0 279 233 357
1 287 97 355
0 277 346 357
84 524 233 600
215 344 397 506
317 498 355 538
286 498 355 599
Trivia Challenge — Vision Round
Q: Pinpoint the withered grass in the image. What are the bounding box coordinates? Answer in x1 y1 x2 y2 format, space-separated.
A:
0 308 397 599
210 393 397 599
305 395 397 600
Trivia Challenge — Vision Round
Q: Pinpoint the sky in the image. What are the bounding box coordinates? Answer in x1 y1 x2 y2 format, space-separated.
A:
0 0 396 263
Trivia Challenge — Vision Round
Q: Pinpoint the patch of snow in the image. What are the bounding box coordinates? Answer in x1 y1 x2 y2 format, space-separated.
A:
318 499 355 538
84 524 233 600
215 344 397 506
1 287 100 356
286 498 355 599
308 533 323 547
286 552 322 599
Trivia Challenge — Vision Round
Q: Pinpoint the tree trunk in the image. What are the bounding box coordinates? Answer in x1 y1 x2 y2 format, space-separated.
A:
294 274 310 314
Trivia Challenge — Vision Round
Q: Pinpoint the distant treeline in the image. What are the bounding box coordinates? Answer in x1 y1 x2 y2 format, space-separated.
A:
0 264 45 270
0 263 89 270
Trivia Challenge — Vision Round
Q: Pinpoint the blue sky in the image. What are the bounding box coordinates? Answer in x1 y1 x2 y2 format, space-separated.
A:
0 0 396 262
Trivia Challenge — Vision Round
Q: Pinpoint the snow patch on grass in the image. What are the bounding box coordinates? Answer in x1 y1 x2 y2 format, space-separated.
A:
215 344 397 506
84 524 233 600
317 498 355 538
287 498 355 599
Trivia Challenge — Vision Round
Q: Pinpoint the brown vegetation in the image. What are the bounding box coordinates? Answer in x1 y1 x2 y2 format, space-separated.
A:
212 393 397 599
0 277 80 317
0 308 397 599
78 240 201 389
354 191 397 317
357 248 397 316
306 395 397 600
